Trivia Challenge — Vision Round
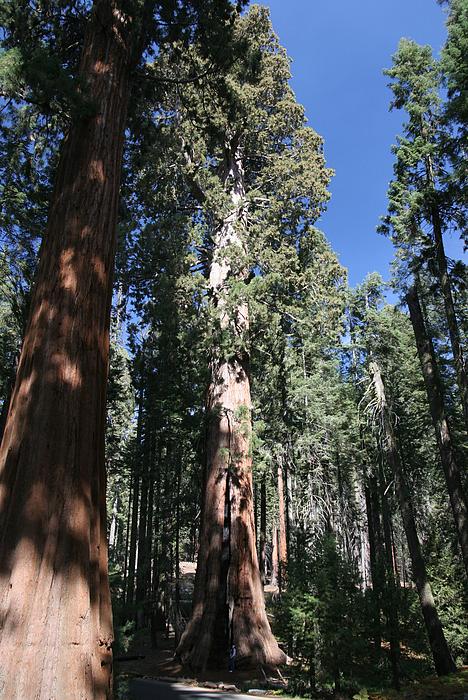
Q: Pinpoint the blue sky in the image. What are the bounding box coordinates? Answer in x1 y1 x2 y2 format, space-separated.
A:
261 0 452 287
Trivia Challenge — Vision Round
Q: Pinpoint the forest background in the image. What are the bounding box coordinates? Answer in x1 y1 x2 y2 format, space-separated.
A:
0 0 466 699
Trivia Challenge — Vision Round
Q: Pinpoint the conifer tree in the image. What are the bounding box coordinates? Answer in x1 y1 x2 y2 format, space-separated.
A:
0 1 244 695
381 39 468 433
138 6 335 669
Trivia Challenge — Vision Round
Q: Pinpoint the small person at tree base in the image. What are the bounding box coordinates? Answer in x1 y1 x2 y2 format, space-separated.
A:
229 644 237 672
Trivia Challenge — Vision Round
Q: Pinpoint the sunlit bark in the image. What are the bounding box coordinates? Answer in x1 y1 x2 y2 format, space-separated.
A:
0 2 134 696
176 145 285 670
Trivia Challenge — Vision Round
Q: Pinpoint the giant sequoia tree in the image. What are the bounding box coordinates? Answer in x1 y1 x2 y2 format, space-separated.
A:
0 3 136 696
0 1 467 696
149 6 333 670
0 1 243 696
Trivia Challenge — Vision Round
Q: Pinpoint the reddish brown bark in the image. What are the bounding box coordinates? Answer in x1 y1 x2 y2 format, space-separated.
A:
0 2 134 697
277 460 287 593
176 146 285 671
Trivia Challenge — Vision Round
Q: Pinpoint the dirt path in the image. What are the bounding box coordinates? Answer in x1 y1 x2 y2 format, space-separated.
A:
115 629 274 690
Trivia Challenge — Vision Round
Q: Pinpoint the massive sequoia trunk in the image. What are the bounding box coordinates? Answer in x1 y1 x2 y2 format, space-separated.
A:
0 2 134 697
369 360 456 676
176 146 285 671
406 286 468 577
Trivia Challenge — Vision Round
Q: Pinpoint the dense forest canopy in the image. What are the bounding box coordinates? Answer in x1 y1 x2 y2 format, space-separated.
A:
0 1 466 699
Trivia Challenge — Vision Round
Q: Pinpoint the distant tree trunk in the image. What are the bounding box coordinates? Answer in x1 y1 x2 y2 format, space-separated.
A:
271 525 279 588
378 462 401 689
285 459 293 554
135 433 150 622
126 388 144 607
365 483 382 656
0 356 17 443
174 454 182 645
260 474 267 585
277 459 287 593
406 285 468 577
355 477 370 588
150 443 163 649
176 144 285 671
123 472 134 590
109 495 119 553
0 2 135 697
370 360 456 676
142 435 156 614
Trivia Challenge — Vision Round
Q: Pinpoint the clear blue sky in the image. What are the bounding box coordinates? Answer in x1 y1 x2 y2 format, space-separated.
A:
261 0 451 287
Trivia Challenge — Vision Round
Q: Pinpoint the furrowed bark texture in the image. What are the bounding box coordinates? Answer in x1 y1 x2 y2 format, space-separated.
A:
0 2 134 697
176 147 285 671
406 286 468 578
370 361 456 676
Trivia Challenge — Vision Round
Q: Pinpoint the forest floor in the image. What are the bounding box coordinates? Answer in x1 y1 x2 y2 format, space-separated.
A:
115 564 287 696
115 628 468 700
115 627 275 690
115 565 468 699
367 668 468 699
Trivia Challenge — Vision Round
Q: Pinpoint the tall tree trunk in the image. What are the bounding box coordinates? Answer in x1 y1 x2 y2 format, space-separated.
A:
143 435 156 615
126 388 144 607
365 483 382 656
135 439 150 620
123 472 134 592
0 2 134 697
271 525 279 588
176 145 285 671
369 360 456 676
150 443 163 649
260 474 267 585
174 454 182 645
378 462 401 689
406 285 468 576
277 458 287 594
109 495 119 553
432 205 468 431
424 149 468 432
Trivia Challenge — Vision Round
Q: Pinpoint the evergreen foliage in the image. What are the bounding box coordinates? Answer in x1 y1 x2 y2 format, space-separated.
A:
0 1 466 697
